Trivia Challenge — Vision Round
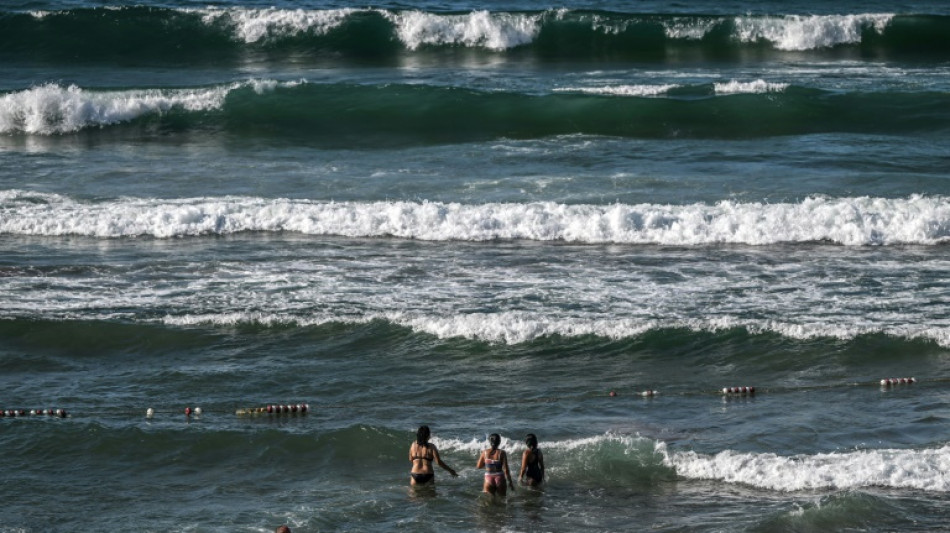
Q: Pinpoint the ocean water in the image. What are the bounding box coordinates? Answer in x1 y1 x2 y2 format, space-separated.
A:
2 0 950 531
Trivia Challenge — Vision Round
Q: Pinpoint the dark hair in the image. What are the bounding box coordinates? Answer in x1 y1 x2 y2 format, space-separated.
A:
525 433 538 450
416 425 430 445
488 433 501 450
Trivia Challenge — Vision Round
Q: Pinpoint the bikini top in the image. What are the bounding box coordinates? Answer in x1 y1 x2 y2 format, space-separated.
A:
484 449 504 473
412 444 434 463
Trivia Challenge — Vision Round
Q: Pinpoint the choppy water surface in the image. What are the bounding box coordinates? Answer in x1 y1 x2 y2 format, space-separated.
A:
1 0 949 531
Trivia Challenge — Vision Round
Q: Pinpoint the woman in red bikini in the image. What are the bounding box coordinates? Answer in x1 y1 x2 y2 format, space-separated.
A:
476 433 514 496
409 425 457 486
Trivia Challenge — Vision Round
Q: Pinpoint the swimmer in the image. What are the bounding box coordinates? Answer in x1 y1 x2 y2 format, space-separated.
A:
518 433 544 486
476 433 514 496
409 425 457 485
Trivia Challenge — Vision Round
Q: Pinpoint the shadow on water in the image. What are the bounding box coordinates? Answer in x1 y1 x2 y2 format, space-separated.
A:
408 483 439 501
473 491 512 531
469 485 551 531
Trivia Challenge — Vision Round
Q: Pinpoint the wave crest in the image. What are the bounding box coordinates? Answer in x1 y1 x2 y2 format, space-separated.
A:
426 432 950 492
6 8 919 60
666 443 950 491
198 7 358 44
732 14 893 51
0 81 301 135
386 10 541 51
0 83 228 135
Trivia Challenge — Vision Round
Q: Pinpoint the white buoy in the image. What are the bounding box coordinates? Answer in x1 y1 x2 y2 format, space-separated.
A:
881 377 916 387
194 407 202 417
722 386 755 396
146 408 154 419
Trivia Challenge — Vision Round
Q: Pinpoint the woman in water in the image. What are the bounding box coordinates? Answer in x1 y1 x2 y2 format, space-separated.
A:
518 433 544 486
409 425 457 486
476 433 514 496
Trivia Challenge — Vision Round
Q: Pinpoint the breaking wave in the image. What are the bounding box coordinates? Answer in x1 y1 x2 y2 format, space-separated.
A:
2 191 949 246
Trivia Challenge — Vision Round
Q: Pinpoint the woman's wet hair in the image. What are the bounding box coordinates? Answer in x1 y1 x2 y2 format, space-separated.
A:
488 433 501 450
525 433 538 450
416 425 430 445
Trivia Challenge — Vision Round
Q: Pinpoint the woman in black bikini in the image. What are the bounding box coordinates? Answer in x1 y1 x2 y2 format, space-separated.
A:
518 433 544 486
409 425 457 486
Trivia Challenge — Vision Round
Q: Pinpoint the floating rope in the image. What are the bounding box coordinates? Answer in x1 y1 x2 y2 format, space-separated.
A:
234 404 310 416
0 376 936 421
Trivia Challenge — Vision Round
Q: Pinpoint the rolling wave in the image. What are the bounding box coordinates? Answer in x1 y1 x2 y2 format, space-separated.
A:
2 190 949 245
8 421 947 493
1 8 948 63
439 433 950 492
2 81 948 143
160 313 950 348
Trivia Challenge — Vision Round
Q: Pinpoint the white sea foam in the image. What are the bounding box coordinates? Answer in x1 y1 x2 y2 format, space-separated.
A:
714 79 789 94
663 17 721 40
555 85 680 97
3 192 949 246
0 81 296 135
733 14 893 51
197 7 357 43
664 443 950 492
385 10 541 51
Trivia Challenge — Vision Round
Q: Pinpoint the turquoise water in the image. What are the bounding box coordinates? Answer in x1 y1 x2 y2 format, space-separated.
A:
1 1 950 531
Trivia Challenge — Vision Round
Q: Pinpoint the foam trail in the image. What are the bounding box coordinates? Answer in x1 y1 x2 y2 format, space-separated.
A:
665 443 950 492
714 80 789 94
555 85 680 97
2 192 950 246
432 432 655 456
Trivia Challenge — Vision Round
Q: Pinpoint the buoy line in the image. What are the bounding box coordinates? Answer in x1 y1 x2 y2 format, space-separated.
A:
0 408 68 418
0 377 931 421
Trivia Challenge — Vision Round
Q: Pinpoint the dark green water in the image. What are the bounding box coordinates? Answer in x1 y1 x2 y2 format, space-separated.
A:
2 0 950 531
